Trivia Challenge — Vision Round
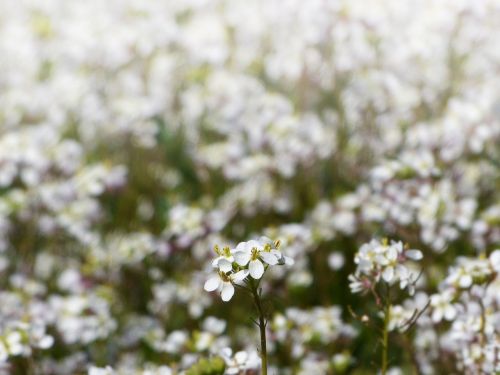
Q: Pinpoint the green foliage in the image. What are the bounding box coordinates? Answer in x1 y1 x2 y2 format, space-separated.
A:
185 356 226 375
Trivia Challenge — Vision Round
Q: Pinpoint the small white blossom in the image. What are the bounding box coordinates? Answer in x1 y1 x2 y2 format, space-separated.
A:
430 290 457 323
204 270 249 302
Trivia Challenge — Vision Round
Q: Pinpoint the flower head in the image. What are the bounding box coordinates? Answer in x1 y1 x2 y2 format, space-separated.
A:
204 270 249 302
204 237 293 299
349 239 423 295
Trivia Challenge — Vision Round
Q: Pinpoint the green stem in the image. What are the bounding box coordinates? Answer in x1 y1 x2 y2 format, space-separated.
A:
381 288 391 375
250 281 268 375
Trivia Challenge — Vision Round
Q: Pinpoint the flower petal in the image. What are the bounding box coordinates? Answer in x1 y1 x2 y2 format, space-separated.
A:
232 269 249 283
386 247 398 261
382 266 394 282
246 240 263 251
204 276 220 292
459 274 472 288
233 251 251 266
234 351 248 364
284 256 294 266
249 259 264 279
217 258 233 273
406 249 423 260
444 305 457 320
432 309 443 323
221 282 235 302
260 251 278 265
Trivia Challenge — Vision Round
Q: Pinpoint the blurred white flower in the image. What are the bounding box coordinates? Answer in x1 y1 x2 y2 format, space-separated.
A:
350 239 423 295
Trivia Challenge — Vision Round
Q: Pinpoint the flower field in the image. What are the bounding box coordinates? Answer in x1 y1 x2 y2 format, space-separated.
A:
0 0 499 374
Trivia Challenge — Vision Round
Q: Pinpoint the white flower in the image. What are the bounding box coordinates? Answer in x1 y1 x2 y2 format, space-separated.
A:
204 270 249 302
444 256 493 289
220 347 260 374
430 290 457 323
348 274 370 294
211 245 234 273
350 239 423 294
233 239 290 279
88 366 115 375
328 252 345 270
6 331 24 356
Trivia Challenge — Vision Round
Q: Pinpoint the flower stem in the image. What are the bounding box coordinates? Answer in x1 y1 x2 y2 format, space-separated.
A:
250 281 268 375
381 288 391 375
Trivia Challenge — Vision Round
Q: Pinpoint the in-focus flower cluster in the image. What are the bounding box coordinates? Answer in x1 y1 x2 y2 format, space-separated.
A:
204 238 293 301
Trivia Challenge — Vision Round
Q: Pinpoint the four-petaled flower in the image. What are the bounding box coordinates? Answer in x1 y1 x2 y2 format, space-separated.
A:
204 270 249 302
212 245 235 273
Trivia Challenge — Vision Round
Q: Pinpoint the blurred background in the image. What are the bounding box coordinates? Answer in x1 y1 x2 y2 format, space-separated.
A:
0 0 499 374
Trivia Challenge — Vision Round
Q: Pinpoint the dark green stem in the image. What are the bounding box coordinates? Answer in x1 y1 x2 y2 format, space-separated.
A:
381 286 391 375
250 280 268 375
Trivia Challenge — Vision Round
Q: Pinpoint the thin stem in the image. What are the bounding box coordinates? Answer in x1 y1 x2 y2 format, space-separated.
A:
381 286 391 375
250 280 268 375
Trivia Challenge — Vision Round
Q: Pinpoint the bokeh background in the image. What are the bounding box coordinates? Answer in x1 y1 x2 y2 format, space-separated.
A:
0 0 499 374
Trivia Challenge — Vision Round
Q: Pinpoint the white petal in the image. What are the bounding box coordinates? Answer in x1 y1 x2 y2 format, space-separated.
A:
459 274 472 288
386 247 398 261
258 236 273 245
260 251 278 265
382 267 394 282
432 309 443 323
406 249 423 260
249 260 264 279
220 347 233 359
444 305 457 320
376 254 389 265
246 240 263 251
38 335 54 349
234 351 248 364
204 276 220 292
489 250 500 271
235 242 246 252
232 270 249 283
221 282 235 302
396 264 409 279
408 285 415 296
233 251 251 266
217 258 233 273
393 241 403 253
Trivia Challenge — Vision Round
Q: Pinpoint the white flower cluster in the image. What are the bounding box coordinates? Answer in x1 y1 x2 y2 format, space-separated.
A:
0 323 53 362
88 365 173 375
219 347 260 375
411 250 500 374
272 306 357 361
349 239 423 295
204 238 293 301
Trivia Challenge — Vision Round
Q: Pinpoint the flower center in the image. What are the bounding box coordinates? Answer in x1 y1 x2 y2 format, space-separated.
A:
214 245 221 256
251 248 260 260
218 271 231 282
